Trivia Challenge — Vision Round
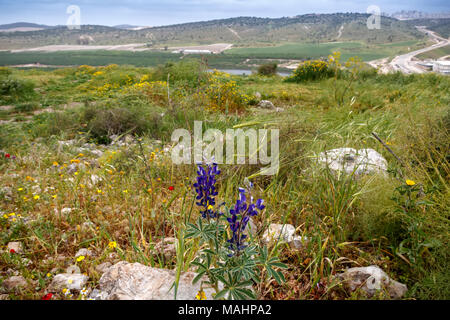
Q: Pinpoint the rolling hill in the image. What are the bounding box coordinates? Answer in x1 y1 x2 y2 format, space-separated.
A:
0 13 427 50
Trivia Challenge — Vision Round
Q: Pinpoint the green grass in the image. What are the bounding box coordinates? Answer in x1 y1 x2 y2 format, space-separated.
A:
0 63 449 300
225 41 424 61
0 50 183 67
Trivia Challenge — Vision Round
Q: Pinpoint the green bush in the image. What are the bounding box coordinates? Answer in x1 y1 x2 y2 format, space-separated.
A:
152 59 207 88
0 77 36 103
0 67 12 79
14 102 40 113
257 63 278 76
82 105 159 143
285 60 334 82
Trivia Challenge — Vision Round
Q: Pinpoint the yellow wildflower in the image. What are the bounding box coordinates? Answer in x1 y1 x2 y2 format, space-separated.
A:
108 241 117 249
76 255 85 262
195 290 207 300
406 180 416 186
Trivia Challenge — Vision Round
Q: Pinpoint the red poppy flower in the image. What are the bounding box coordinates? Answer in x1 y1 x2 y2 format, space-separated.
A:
41 293 53 300
5 154 10 158
169 186 174 191
9 249 16 254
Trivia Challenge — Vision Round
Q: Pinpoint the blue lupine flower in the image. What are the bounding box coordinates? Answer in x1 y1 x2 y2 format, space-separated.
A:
193 163 221 219
227 187 265 256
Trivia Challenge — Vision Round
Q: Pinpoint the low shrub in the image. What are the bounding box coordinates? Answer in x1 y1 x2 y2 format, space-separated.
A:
257 63 278 76
0 77 36 103
82 105 159 143
195 70 250 113
285 60 334 82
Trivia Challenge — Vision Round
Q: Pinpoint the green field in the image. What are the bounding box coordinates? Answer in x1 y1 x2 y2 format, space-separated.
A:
225 40 424 61
0 39 426 71
0 50 183 67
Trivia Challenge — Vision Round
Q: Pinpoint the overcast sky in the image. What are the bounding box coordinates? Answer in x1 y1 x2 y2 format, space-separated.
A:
0 0 449 26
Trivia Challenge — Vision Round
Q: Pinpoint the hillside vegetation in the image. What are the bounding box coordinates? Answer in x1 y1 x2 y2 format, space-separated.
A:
0 13 426 50
0 58 448 300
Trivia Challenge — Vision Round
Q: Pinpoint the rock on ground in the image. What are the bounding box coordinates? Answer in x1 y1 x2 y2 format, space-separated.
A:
289 235 309 249
95 262 112 274
75 248 94 258
318 148 387 176
257 100 275 109
48 273 88 291
262 223 296 245
7 242 23 254
2 276 28 291
90 261 216 300
336 265 407 299
154 237 176 258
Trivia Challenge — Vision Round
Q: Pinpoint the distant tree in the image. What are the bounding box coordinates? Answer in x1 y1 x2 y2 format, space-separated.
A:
257 63 278 76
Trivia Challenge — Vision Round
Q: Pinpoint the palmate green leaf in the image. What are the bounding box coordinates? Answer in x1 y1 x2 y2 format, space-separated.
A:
235 288 256 299
236 280 254 288
244 244 259 257
185 217 217 242
190 260 206 269
267 266 286 284
256 247 287 284
214 289 229 300
216 274 230 286
230 258 257 281
202 249 217 256
192 270 206 285
185 223 201 239
230 287 255 300
268 257 288 269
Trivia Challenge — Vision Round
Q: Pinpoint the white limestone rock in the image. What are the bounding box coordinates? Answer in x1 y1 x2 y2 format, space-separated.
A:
262 223 296 245
90 261 217 300
336 265 407 299
318 148 387 176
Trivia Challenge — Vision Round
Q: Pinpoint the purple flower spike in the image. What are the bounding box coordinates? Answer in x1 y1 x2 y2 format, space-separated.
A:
227 187 265 256
193 163 221 219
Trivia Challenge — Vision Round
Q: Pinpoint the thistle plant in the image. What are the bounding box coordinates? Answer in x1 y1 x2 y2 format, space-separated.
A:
185 163 287 300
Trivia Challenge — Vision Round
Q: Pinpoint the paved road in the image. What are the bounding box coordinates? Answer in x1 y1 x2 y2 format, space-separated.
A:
389 27 450 74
